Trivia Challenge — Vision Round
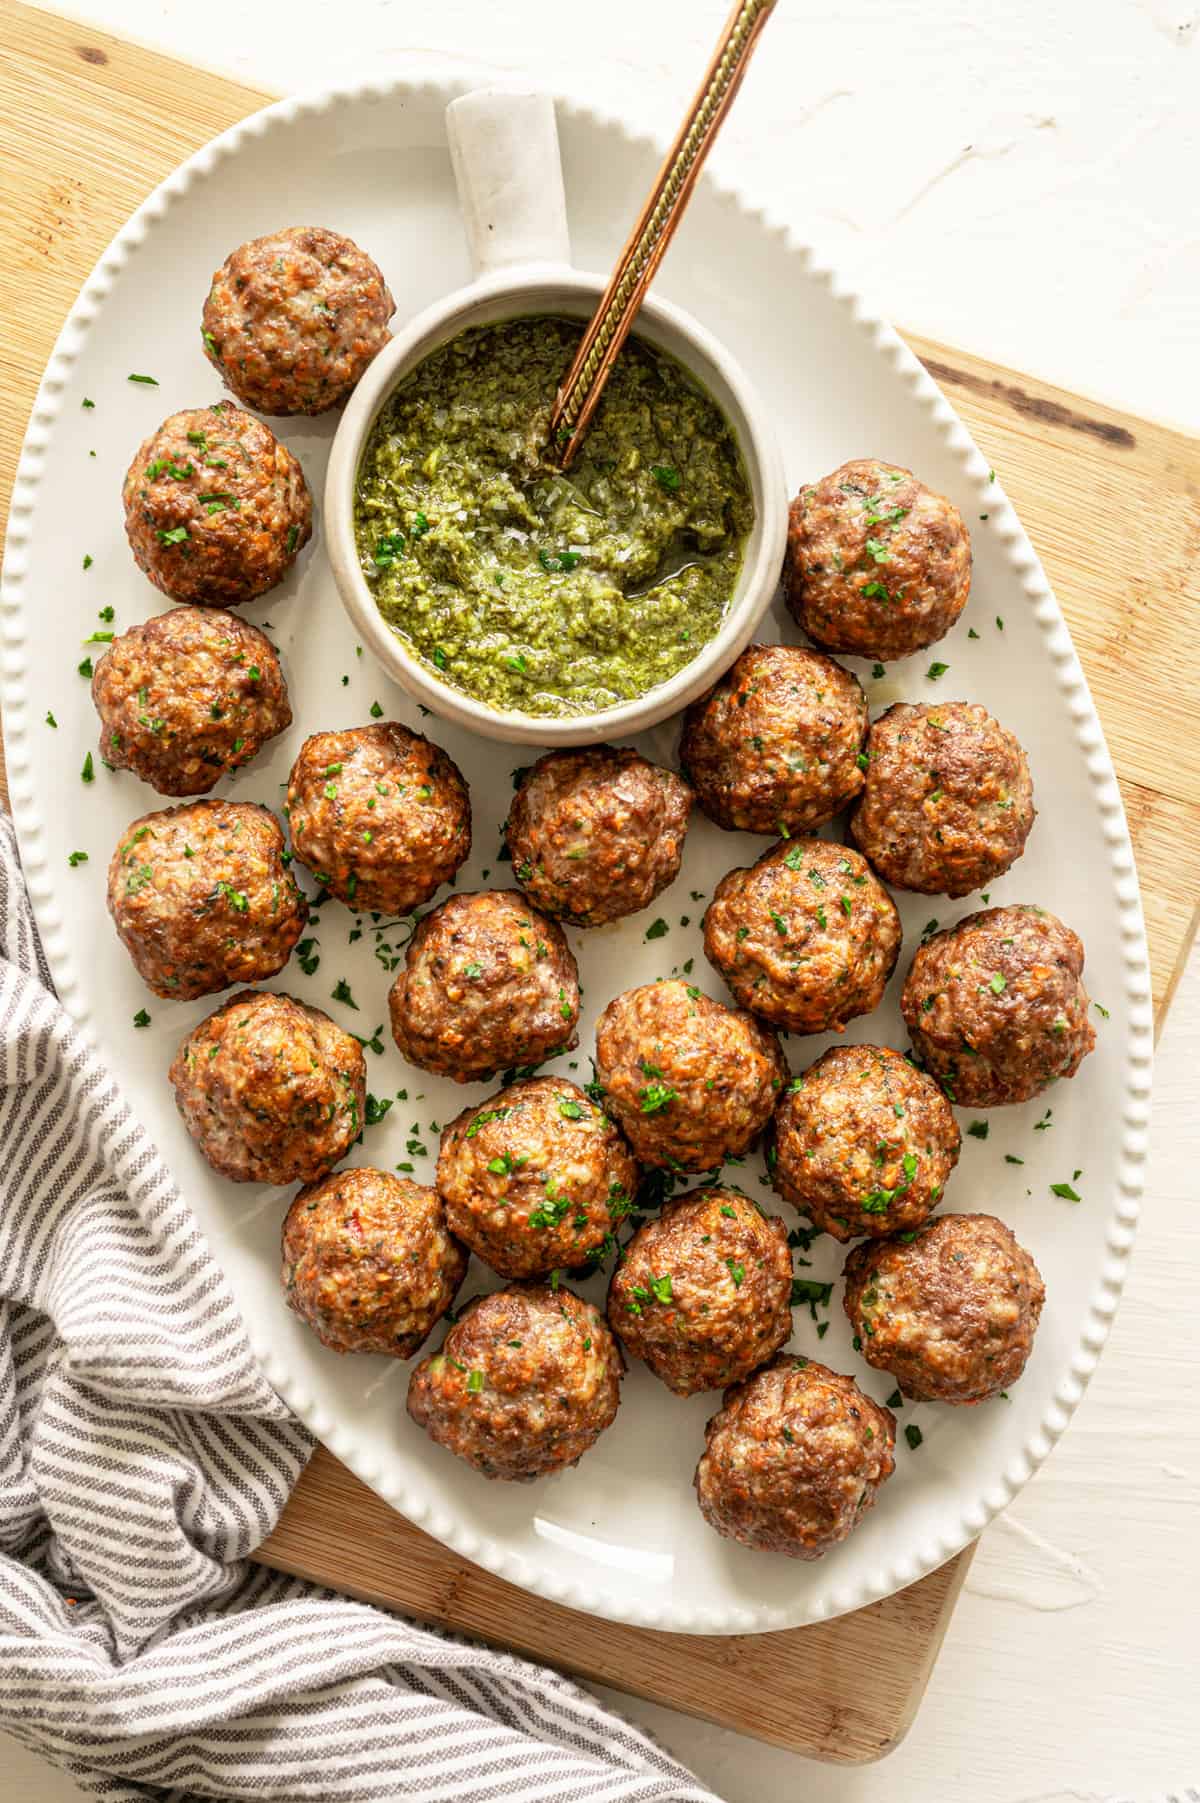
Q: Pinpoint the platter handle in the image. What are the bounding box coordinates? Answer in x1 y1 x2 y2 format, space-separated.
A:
445 89 572 280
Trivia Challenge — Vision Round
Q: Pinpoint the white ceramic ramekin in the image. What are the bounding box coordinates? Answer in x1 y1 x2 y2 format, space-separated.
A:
324 90 788 747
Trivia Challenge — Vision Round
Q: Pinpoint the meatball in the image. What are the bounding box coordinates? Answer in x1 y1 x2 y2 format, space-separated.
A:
704 839 901 1035
784 459 971 662
680 644 868 836
694 1355 896 1558
389 891 580 1083
91 606 291 796
107 800 307 999
286 722 470 915
436 1077 637 1277
843 1213 1045 1404
608 1188 792 1395
506 746 692 927
851 702 1035 897
202 226 395 415
282 1168 467 1357
122 403 311 607
771 1045 960 1241
406 1283 623 1481
901 904 1095 1106
169 989 366 1184
594 980 785 1172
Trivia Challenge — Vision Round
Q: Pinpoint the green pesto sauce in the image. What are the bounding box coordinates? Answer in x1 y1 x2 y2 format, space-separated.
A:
354 316 754 717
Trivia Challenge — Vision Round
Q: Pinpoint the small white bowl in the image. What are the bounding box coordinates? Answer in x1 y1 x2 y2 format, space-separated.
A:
323 94 788 747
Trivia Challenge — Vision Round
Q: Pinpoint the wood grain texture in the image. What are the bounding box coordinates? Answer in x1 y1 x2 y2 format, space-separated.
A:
0 0 1195 1767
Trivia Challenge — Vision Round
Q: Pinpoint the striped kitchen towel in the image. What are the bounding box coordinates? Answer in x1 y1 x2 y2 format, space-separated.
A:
0 810 716 1803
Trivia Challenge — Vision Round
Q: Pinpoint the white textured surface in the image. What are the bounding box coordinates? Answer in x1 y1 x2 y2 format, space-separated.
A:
34 0 1200 435
10 0 1198 1794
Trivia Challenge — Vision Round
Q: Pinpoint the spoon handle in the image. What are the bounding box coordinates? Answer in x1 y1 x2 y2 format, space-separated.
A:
549 0 777 469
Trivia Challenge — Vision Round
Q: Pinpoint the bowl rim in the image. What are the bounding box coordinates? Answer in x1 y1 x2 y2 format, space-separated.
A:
323 265 789 745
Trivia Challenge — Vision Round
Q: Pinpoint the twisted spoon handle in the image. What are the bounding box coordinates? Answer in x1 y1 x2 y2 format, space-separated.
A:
549 0 777 468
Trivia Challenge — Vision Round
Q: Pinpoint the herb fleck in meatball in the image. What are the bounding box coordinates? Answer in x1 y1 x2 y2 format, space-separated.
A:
695 1355 896 1558
901 904 1095 1106
771 1045 961 1241
202 226 395 415
389 891 579 1083
851 701 1035 896
704 838 901 1035
92 606 291 796
593 980 785 1172
169 989 365 1184
282 1167 467 1357
437 1077 637 1278
680 644 868 836
784 459 971 662
122 403 311 607
506 746 692 926
843 1213 1045 1404
407 1283 623 1481
287 721 470 915
608 1188 793 1395
107 800 307 999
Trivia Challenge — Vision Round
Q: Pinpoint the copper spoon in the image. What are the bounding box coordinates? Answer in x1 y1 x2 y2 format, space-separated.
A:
548 0 778 469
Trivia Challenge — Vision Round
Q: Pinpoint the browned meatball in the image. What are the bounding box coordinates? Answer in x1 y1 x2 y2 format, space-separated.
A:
771 1045 960 1241
784 460 971 662
389 891 579 1083
506 747 692 926
704 839 901 1035
694 1355 896 1558
107 800 307 999
843 1213 1045 1403
122 403 311 606
287 722 470 915
901 904 1095 1106
406 1284 623 1481
92 607 291 796
608 1188 792 1395
680 644 867 836
281 1168 467 1356
851 702 1035 897
594 980 785 1172
202 226 395 415
436 1077 637 1277
169 989 366 1183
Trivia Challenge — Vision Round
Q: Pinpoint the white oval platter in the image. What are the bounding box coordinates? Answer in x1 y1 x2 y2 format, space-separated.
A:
0 77 1153 1633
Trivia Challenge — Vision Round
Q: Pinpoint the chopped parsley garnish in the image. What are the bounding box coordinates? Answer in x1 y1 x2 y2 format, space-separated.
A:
296 938 320 976
331 978 358 1010
651 464 681 491
904 1424 924 1451
644 917 669 941
726 1259 745 1287
78 657 93 678
365 1094 393 1127
127 373 158 385
45 710 57 728
369 701 383 718
638 1083 677 1115
132 1009 151 1029
926 661 949 681
156 526 189 547
967 1120 989 1140
1005 1154 1024 1165
1050 1180 1081 1202
68 850 88 866
80 753 94 784
373 532 406 567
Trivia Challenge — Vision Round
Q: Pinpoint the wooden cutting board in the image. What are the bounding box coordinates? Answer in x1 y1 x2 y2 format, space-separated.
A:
1 0 1197 1767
